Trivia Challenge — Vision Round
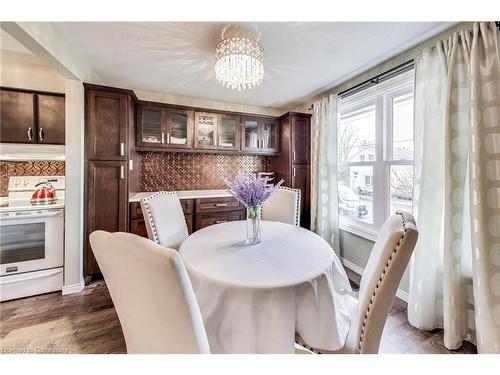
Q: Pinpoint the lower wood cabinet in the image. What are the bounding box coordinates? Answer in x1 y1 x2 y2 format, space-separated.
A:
195 211 245 230
86 160 128 276
129 196 244 239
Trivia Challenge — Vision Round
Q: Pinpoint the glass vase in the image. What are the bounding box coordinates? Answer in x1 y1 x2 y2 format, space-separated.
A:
246 206 262 245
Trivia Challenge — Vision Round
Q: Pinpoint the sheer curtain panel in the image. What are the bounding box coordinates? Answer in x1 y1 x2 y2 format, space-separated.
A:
311 95 341 255
408 22 500 353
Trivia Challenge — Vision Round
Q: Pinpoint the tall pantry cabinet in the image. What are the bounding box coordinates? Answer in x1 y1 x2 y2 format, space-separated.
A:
84 84 139 280
271 112 311 229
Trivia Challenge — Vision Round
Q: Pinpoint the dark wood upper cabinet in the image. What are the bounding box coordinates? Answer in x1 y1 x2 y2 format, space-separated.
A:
241 116 279 154
260 118 279 154
241 117 261 153
0 88 65 145
137 105 166 148
194 112 241 151
0 89 36 144
86 160 128 276
37 94 65 145
291 114 310 164
217 114 241 151
166 108 193 149
86 89 128 160
137 104 193 150
194 112 218 150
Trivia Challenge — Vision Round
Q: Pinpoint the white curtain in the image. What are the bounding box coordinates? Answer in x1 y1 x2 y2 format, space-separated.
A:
408 22 500 353
311 94 340 255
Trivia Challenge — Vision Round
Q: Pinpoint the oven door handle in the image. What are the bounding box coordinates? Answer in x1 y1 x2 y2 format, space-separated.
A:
0 268 62 284
0 210 64 220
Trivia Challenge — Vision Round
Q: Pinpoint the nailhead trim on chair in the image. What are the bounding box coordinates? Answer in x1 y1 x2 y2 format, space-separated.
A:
276 186 301 226
141 191 178 245
295 211 408 355
356 211 407 353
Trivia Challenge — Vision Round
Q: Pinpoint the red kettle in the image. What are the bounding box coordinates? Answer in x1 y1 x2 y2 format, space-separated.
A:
31 182 57 204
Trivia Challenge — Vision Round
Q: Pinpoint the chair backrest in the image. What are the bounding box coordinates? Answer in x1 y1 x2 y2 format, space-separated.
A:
141 191 188 249
89 231 210 354
261 187 301 226
345 211 418 354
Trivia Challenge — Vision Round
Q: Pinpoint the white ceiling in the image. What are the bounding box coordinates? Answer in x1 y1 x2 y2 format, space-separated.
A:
52 22 453 110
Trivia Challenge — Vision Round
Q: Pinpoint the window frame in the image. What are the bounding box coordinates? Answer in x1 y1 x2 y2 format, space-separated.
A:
337 70 415 241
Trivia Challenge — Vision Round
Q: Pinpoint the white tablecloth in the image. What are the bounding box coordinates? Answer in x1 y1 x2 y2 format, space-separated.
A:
180 221 355 354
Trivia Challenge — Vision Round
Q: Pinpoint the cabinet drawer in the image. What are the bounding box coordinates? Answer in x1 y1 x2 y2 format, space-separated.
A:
130 202 143 219
130 199 193 218
130 208 193 236
180 199 194 214
130 218 149 238
195 211 245 230
195 197 242 213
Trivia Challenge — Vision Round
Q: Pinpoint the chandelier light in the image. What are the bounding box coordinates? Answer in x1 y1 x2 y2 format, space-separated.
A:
215 34 264 91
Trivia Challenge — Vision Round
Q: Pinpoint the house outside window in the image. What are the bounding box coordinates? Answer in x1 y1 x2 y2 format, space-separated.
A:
337 69 414 240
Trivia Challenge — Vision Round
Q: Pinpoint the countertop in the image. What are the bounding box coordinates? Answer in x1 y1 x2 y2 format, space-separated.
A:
129 189 234 202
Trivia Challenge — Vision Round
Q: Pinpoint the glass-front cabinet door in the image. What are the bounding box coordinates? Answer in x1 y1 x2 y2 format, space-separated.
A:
138 105 166 147
241 116 279 154
261 118 279 153
166 108 193 149
217 114 240 151
241 117 260 152
194 112 218 150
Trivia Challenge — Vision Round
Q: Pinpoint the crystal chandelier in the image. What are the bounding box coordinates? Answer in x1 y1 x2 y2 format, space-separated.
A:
215 34 264 91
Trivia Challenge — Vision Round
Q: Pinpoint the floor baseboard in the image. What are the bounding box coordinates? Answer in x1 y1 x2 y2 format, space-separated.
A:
340 257 409 303
62 278 85 295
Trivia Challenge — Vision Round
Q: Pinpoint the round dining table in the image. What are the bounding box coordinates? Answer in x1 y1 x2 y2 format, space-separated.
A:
179 220 355 354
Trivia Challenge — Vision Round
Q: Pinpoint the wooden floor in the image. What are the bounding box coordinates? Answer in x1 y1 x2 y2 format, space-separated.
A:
0 276 477 354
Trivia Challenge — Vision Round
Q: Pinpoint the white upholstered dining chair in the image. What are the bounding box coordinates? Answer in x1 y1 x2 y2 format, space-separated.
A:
89 230 210 354
262 186 301 226
141 191 188 250
296 211 418 354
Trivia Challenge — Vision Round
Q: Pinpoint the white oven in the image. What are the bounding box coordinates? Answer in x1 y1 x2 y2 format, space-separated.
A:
0 208 64 276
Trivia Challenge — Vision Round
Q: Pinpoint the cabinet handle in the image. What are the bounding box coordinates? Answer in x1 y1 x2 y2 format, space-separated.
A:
219 137 222 147
39 128 44 141
161 133 165 144
293 151 296 160
120 142 125 156
215 203 227 207
120 165 125 179
27 127 33 141
215 220 227 224
293 167 296 178
167 133 170 144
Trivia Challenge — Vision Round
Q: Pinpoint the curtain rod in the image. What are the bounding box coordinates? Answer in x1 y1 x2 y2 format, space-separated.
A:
338 60 415 99
308 59 415 110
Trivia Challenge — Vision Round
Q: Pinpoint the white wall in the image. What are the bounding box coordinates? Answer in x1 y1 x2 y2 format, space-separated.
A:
134 88 283 117
0 50 66 93
62 79 84 293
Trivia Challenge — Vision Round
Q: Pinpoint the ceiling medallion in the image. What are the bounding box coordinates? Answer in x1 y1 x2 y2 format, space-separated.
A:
215 29 264 91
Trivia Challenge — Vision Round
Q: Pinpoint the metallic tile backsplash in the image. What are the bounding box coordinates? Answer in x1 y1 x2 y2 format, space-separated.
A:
140 152 270 191
0 161 66 196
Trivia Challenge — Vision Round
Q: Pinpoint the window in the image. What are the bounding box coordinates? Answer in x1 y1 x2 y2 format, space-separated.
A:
364 175 372 187
338 69 414 240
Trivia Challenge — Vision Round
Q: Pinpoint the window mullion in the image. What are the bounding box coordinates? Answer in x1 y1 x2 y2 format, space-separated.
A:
374 94 385 228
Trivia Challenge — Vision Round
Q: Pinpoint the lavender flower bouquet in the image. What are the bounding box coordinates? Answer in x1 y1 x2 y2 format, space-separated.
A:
225 174 284 244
